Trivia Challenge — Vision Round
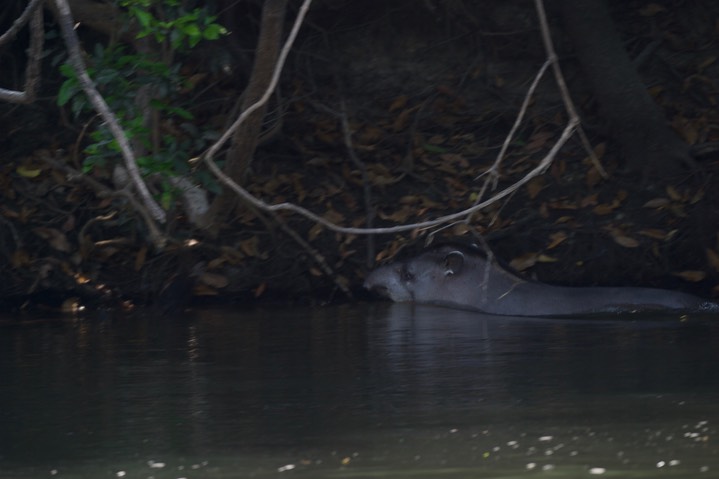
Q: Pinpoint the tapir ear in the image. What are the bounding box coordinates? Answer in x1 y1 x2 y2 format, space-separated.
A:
444 251 464 276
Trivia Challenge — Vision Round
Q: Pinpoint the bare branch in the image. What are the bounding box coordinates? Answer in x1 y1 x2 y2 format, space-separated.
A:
0 0 44 46
204 0 582 237
206 113 578 236
52 0 167 226
204 0 313 162
0 1 44 104
534 0 607 177
473 58 552 202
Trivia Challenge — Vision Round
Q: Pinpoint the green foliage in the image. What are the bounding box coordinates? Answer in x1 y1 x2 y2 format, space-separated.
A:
56 0 228 208
120 0 228 51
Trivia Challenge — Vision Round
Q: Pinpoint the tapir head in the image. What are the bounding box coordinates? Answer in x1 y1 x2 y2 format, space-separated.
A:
363 245 477 305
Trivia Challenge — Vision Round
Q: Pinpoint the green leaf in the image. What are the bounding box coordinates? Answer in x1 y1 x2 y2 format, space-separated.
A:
57 81 77 106
131 8 153 29
423 144 448 153
59 63 76 79
161 188 173 210
182 24 201 37
203 24 227 40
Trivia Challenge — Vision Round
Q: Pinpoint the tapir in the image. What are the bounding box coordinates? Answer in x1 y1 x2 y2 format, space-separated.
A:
363 244 710 316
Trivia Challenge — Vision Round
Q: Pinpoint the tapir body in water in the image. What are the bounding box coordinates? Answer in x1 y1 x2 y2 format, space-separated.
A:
364 245 710 316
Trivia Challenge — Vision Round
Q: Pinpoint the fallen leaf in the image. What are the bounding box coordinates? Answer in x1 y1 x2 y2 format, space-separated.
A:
324 208 345 225
11 249 30 268
95 246 119 260
199 272 228 289
16 165 42 178
639 229 669 240
604 226 640 248
539 202 549 218
707 248 719 272
698 56 717 71
292 174 306 202
673 270 706 282
690 189 705 204
439 153 469 168
388 95 408 113
451 223 471 236
612 235 639 248
549 200 578 210
526 130 553 152
336 275 350 290
193 284 218 296
550 159 566 182
536 254 558 263
510 252 538 271
62 215 76 233
639 3 667 16
648 85 664 97
239 237 261 257
669 204 687 218
593 204 616 215
580 193 599 208
666 185 682 201
643 198 670 208
546 232 567 249
393 107 413 131
219 246 245 264
253 282 267 297
134 244 148 271
377 205 413 222
308 223 323 241
584 166 604 188
526 177 544 199
33 227 71 252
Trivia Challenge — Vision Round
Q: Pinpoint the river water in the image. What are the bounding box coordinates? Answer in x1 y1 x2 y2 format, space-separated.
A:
1 303 718 478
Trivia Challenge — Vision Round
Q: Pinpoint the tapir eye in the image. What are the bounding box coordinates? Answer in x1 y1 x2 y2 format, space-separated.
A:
400 265 414 282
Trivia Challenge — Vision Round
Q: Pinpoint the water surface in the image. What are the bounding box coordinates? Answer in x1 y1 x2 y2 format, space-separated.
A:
1 303 718 478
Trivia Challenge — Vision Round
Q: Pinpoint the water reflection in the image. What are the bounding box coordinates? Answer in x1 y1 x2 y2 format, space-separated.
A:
0 304 717 478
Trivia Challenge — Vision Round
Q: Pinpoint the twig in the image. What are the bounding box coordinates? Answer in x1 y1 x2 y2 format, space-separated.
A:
338 98 375 265
0 216 23 250
53 0 167 226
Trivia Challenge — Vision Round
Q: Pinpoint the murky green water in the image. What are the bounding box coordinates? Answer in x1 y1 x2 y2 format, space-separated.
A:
1 303 718 478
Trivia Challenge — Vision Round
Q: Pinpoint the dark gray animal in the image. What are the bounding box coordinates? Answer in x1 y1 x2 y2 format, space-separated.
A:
364 244 708 316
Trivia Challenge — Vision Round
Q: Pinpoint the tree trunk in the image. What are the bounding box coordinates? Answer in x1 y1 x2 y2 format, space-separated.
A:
206 0 288 227
559 0 690 179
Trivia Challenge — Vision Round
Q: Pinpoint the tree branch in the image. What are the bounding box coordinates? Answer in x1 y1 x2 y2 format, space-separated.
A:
52 0 167 228
0 0 44 104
